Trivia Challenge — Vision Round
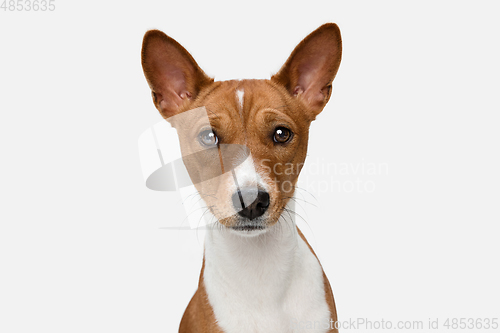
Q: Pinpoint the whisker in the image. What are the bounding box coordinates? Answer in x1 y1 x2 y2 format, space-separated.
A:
283 195 317 207
294 186 318 204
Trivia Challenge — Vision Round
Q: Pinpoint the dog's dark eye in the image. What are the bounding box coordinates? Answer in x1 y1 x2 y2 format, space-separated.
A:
273 127 292 143
198 129 218 147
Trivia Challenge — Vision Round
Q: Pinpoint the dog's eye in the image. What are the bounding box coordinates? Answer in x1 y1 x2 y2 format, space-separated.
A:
273 127 292 143
198 129 218 147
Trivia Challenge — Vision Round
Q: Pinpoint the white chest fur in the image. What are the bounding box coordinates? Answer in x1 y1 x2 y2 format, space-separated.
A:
203 221 331 333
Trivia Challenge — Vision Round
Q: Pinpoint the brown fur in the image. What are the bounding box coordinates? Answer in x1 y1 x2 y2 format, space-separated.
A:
179 258 224 333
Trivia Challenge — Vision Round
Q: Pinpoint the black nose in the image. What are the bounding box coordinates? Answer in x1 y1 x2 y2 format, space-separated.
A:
232 189 270 220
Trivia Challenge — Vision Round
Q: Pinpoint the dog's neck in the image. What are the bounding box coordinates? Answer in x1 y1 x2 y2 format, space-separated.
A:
202 211 331 332
204 218 299 300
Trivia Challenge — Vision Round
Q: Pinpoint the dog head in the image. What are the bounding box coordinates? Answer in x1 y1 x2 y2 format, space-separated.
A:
141 24 342 235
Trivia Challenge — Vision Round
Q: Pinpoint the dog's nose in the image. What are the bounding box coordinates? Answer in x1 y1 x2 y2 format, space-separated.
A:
232 189 270 220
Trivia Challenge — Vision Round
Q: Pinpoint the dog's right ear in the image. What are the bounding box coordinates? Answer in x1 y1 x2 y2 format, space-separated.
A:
141 30 213 119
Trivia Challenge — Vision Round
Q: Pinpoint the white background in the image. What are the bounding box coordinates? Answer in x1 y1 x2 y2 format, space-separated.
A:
1 1 499 332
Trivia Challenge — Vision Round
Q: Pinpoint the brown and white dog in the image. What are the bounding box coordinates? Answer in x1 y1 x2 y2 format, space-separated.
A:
141 23 342 333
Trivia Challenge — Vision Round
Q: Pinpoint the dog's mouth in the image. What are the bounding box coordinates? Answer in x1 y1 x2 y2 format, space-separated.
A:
227 218 268 235
230 224 266 232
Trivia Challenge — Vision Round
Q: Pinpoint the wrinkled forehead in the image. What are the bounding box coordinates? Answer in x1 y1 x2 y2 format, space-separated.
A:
198 80 295 120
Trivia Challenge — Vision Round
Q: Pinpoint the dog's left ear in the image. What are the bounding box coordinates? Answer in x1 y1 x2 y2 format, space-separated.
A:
272 23 342 118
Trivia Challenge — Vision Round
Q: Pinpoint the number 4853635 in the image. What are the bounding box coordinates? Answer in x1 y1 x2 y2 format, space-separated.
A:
443 318 498 330
1 0 56 11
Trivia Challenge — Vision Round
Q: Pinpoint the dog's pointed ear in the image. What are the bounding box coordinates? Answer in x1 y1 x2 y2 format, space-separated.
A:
272 23 342 118
141 30 213 119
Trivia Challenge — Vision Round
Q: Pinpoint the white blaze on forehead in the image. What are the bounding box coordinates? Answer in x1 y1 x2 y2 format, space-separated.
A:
236 89 244 114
